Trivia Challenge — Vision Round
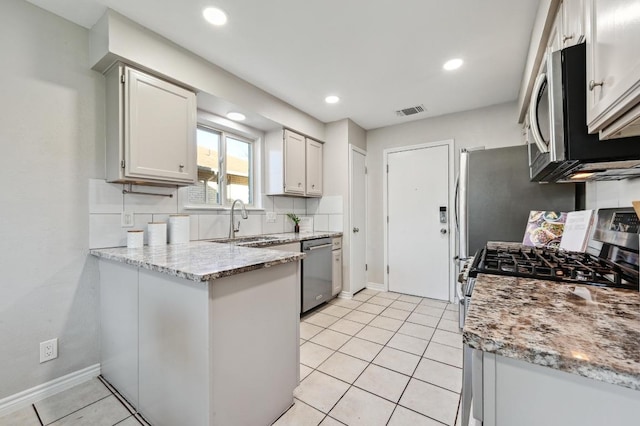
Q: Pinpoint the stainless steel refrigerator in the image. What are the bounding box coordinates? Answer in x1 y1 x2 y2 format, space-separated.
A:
456 145 580 260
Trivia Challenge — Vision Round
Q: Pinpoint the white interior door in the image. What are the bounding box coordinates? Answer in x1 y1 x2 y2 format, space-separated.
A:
350 146 367 294
387 143 450 300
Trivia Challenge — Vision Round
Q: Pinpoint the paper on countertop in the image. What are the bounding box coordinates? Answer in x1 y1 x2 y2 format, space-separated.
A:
560 210 595 253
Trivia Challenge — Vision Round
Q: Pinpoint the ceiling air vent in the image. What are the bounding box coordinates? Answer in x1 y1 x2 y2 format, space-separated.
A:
396 104 426 117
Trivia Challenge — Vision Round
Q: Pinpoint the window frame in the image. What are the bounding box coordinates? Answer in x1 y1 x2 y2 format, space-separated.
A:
183 112 263 210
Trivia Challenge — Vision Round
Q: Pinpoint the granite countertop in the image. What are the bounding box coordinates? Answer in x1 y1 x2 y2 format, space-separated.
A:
90 240 305 283
463 273 640 390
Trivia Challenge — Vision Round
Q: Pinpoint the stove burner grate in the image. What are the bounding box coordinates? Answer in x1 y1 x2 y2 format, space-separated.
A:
471 246 638 290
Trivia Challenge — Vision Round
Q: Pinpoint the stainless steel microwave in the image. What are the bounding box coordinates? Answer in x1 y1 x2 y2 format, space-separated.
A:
528 43 640 183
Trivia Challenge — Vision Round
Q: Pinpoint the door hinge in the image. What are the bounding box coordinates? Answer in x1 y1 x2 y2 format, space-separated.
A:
365 264 368 271
121 74 125 84
365 167 368 174
387 216 389 223
120 160 125 169
387 265 389 274
386 164 389 173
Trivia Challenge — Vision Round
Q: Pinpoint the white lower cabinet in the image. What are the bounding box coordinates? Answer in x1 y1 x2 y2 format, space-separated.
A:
332 237 343 296
475 352 639 426
99 259 300 426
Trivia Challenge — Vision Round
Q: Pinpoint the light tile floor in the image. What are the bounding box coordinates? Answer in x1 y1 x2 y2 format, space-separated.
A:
0 377 149 426
275 289 463 426
0 290 462 426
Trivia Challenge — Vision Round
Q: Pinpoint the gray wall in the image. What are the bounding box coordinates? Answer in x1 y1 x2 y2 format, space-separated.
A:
0 0 104 398
365 102 523 285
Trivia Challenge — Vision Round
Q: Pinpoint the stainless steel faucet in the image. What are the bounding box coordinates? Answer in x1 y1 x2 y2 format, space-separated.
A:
228 199 249 239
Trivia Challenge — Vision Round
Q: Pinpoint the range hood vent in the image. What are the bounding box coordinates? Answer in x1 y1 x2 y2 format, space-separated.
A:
396 104 426 117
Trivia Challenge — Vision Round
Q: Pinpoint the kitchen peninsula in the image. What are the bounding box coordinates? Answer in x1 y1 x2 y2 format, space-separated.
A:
463 273 640 425
91 241 304 426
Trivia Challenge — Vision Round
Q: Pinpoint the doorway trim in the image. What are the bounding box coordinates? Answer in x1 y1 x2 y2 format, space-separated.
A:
343 144 367 298
383 139 455 302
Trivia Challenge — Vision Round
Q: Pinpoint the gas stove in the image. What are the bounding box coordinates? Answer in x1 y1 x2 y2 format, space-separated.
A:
458 207 640 331
470 245 639 290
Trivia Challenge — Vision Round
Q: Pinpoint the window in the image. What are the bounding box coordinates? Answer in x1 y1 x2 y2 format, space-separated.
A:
187 125 255 207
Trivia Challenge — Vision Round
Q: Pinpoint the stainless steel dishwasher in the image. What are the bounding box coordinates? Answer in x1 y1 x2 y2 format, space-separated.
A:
301 237 333 313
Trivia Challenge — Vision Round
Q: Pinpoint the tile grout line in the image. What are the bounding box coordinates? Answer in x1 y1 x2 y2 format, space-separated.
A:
98 375 147 425
39 394 113 426
297 291 460 425
31 404 44 426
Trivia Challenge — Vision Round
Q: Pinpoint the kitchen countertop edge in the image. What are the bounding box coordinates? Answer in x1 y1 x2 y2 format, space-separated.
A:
463 274 640 391
89 232 341 282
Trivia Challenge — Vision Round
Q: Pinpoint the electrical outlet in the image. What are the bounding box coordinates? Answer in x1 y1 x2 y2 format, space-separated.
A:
266 212 277 223
121 211 134 228
40 338 58 363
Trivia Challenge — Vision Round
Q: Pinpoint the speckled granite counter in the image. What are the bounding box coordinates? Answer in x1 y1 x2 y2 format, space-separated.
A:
463 274 640 390
90 240 305 282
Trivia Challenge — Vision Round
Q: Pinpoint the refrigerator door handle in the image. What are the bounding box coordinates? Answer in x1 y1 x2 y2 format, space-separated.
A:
459 150 469 260
454 175 460 232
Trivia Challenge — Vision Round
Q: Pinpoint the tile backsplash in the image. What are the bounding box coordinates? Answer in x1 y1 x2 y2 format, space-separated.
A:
88 179 344 248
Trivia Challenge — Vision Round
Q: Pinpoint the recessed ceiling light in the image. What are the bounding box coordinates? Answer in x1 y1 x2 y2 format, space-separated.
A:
443 58 463 71
226 112 246 121
203 7 227 26
325 95 340 104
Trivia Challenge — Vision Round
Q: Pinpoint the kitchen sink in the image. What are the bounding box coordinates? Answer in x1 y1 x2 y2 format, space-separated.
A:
211 235 283 245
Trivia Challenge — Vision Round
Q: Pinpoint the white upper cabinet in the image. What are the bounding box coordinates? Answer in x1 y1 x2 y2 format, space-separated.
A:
562 0 586 47
106 64 197 185
586 0 640 138
265 129 324 197
305 139 323 197
547 4 564 52
283 130 306 195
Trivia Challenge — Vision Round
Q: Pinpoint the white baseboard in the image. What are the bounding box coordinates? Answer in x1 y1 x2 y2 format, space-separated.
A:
366 282 386 292
337 290 354 299
0 364 101 417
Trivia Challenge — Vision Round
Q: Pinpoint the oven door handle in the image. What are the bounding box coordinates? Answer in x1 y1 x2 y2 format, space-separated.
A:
304 243 333 251
529 72 550 154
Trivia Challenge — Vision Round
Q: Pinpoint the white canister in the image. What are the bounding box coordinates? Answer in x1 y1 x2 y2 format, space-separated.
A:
127 230 144 248
147 222 167 247
169 214 190 244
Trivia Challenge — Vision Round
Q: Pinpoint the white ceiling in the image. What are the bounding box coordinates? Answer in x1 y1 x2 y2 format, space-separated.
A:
25 0 540 130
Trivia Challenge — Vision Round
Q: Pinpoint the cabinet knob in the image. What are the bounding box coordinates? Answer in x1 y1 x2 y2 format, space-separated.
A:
179 164 185 170
312 184 315 188
589 80 604 91
353 227 359 233
298 182 302 187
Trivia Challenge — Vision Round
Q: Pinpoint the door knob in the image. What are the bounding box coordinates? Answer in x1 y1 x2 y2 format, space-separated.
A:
353 227 359 233
440 228 447 234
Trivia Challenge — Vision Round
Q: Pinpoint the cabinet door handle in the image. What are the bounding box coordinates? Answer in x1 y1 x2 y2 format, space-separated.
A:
589 80 604 91
562 34 574 43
